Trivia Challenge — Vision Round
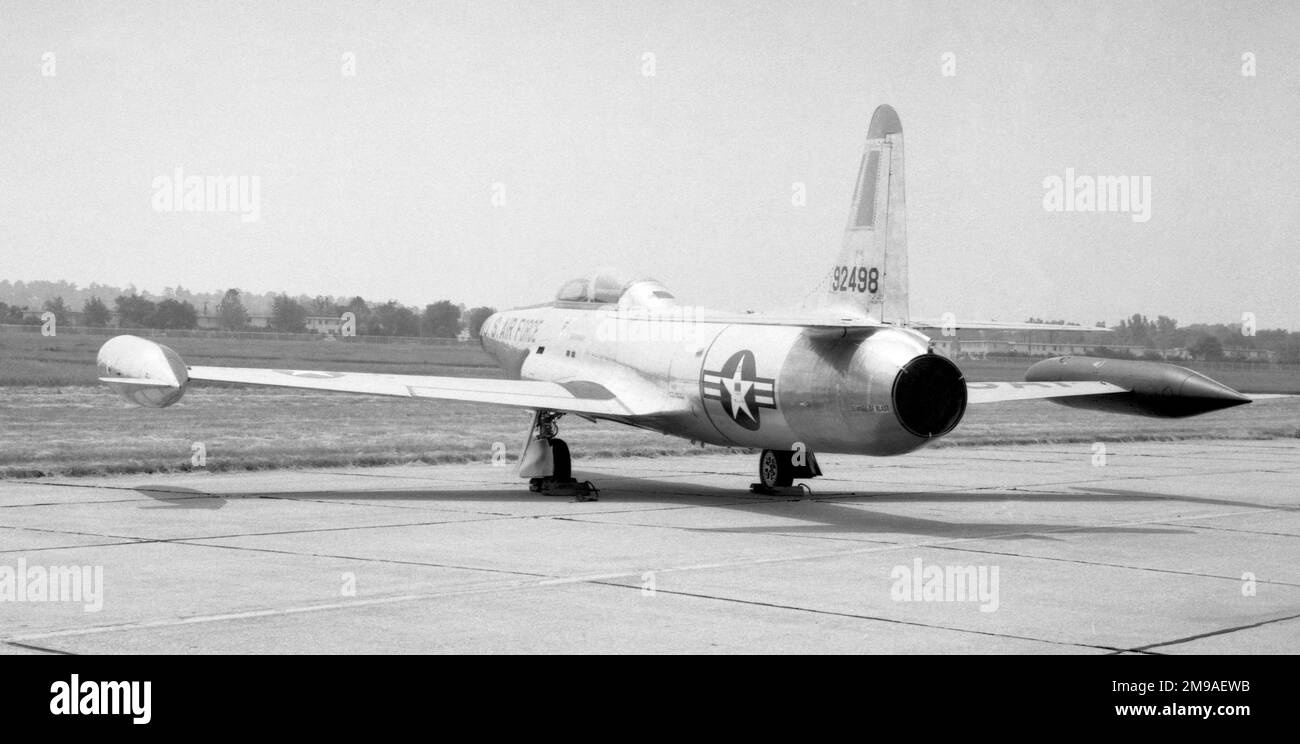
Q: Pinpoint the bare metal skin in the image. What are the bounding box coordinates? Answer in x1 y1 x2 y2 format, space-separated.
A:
95 104 1252 490
479 297 959 457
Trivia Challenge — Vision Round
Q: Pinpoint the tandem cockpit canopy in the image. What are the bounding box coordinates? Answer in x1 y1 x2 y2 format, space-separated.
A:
554 271 678 309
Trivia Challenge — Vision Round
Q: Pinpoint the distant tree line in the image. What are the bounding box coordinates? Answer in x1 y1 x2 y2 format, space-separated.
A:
0 289 497 339
5 276 1298 360
1022 313 1300 363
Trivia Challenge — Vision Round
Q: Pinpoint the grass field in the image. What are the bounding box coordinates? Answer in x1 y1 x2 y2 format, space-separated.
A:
2 386 1297 479
2 331 1297 478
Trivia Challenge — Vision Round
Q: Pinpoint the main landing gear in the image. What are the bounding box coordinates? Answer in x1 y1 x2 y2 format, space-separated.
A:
751 448 822 495
521 410 599 501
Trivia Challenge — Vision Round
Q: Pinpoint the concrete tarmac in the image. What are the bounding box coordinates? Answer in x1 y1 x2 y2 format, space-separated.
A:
2 439 1298 654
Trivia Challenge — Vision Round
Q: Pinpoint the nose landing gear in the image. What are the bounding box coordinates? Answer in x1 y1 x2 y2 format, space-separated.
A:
521 410 599 501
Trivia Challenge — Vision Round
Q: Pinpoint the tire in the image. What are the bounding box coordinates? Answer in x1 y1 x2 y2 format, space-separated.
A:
759 449 793 488
550 438 572 480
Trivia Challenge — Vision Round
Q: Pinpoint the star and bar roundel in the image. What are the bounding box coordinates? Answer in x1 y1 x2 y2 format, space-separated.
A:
701 349 776 431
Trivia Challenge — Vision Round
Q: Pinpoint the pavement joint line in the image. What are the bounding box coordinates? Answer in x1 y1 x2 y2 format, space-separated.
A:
1 498 183 509
0 515 520 547
0 500 788 551
3 550 1121 654
0 540 147 554
582 580 1127 653
538 500 1300 582
4 493 792 544
172 539 559 579
195 511 1190 587
575 511 1274 575
1125 611 1300 653
263 495 809 521
1 558 828 644
11 496 1294 605
139 515 524 543
995 476 1300 504
10 480 207 493
3 640 76 655
896 506 1300 555
0 523 157 544
9 487 1297 570
934 544 1300 589
1152 522 1300 539
261 495 520 517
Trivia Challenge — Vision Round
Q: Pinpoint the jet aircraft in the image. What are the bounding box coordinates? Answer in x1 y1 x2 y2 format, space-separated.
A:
97 105 1254 496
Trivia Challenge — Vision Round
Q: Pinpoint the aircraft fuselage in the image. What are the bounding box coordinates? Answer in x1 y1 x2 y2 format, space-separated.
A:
479 305 968 457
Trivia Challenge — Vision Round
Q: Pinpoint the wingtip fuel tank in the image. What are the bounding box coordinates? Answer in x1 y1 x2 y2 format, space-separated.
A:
1024 356 1250 418
97 335 189 408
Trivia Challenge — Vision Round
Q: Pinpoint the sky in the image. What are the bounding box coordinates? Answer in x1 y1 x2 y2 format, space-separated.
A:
1 0 1297 328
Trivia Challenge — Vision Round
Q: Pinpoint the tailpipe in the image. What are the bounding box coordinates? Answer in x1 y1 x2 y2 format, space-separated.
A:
892 354 967 438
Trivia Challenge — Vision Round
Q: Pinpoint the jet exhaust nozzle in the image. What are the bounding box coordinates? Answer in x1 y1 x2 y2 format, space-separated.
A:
892 353 967 438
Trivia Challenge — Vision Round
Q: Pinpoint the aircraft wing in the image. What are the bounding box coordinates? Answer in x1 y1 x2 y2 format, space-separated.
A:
911 319 1111 333
97 336 653 417
965 380 1123 404
726 316 884 339
182 366 637 416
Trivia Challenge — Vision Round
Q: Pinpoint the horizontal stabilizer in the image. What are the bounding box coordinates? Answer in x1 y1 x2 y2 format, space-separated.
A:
593 307 888 339
911 319 1111 333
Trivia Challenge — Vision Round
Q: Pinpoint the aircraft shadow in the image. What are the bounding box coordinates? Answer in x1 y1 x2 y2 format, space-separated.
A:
127 474 1216 540
133 486 226 510
812 486 1273 513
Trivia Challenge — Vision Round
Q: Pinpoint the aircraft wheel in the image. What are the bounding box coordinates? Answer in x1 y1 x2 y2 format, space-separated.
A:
759 449 793 488
550 438 572 480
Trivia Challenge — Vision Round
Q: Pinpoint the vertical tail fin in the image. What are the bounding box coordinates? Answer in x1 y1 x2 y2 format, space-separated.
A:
803 104 909 325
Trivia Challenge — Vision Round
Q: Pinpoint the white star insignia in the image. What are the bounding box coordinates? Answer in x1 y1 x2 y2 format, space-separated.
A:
727 365 755 422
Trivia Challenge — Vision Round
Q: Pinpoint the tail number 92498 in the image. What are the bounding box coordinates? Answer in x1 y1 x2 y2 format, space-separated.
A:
832 266 879 293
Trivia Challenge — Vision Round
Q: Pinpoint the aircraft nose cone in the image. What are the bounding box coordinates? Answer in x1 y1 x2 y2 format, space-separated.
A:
891 354 967 438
